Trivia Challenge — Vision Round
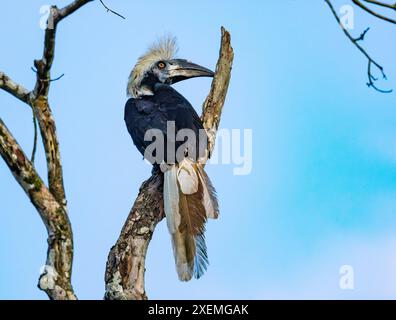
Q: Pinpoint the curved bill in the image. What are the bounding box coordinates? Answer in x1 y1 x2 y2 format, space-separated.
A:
166 59 215 84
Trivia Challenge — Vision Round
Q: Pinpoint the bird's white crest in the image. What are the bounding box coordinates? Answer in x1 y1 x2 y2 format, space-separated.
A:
127 35 178 98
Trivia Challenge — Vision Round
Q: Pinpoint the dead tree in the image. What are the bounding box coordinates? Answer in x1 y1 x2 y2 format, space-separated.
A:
325 0 395 92
0 0 233 300
0 0 96 300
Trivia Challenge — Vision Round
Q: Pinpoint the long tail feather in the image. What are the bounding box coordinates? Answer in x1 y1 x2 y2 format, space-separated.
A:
197 165 219 219
163 159 219 281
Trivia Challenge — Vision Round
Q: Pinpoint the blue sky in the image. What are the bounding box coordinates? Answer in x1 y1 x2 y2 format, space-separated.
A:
1 0 396 299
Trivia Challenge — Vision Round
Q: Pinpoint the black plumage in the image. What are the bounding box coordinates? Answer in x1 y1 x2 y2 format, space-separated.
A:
124 83 206 164
124 42 218 281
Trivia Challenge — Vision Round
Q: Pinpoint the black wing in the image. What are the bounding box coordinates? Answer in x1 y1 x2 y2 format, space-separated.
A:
124 84 206 163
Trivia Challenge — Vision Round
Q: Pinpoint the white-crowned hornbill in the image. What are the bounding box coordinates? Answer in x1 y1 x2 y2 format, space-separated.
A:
124 37 219 281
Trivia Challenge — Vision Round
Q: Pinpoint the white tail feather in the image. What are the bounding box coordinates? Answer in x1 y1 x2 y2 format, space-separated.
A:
163 159 219 281
164 166 180 233
171 231 193 281
177 159 199 195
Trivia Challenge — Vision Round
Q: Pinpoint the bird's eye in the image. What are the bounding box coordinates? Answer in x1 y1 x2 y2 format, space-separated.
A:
158 62 166 69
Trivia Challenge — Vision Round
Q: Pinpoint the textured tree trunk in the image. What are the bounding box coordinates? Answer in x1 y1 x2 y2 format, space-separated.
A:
105 173 164 300
0 119 76 300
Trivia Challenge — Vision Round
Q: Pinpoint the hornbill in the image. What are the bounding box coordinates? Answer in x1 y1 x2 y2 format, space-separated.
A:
124 37 219 281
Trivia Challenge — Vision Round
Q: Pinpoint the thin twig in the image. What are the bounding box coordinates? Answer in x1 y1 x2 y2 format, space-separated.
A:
367 60 392 92
99 0 126 19
354 27 370 41
31 67 65 82
325 0 392 93
50 73 65 82
353 0 396 24
363 0 396 11
31 110 38 163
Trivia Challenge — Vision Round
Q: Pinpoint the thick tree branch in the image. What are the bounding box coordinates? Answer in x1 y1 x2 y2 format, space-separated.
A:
104 27 234 300
31 0 93 209
57 0 95 20
104 173 164 300
325 0 392 93
33 0 94 97
202 27 234 155
30 97 66 205
0 71 31 105
0 119 75 300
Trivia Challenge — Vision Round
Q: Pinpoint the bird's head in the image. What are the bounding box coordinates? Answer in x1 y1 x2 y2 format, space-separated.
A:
127 36 214 98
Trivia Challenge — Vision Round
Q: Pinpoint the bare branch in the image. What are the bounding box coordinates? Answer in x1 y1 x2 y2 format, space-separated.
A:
31 111 38 163
354 27 370 41
50 73 65 82
364 0 396 10
202 27 234 155
0 119 75 300
353 0 396 24
104 27 234 300
0 71 31 104
105 173 164 300
33 0 94 97
99 0 126 20
31 0 93 207
57 0 94 20
325 0 392 93
31 97 66 208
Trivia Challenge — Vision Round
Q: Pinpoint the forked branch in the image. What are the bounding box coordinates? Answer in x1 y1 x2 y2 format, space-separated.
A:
325 0 393 93
0 0 94 300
